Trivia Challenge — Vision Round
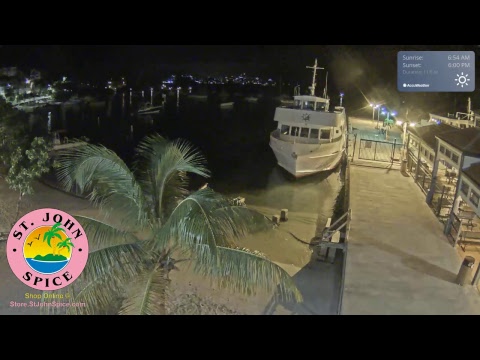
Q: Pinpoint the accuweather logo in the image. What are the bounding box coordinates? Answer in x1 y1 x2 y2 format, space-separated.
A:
6 208 89 291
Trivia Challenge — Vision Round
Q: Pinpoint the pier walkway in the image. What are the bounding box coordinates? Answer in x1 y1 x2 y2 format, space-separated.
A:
342 130 480 313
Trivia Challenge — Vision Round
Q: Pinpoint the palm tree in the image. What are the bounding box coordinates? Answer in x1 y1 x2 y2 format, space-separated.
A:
53 134 301 315
57 237 74 255
43 222 64 255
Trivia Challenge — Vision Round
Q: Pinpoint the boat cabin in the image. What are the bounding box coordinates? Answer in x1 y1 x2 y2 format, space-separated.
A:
273 95 345 144
291 95 329 112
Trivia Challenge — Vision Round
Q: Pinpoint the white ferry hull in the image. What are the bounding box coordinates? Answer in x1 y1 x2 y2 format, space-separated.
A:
270 134 346 178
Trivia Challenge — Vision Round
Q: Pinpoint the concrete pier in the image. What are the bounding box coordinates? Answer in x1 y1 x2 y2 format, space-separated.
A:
342 156 480 314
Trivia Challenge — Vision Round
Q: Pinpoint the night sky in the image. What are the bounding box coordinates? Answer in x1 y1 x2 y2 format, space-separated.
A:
1 45 479 114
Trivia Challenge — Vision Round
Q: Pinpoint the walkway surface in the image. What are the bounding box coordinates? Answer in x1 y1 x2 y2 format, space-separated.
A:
342 164 480 314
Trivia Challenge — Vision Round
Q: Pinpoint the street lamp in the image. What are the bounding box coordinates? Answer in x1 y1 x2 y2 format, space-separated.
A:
340 92 344 106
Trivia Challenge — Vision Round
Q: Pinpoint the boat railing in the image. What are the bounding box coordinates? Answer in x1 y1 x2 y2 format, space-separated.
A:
280 105 330 112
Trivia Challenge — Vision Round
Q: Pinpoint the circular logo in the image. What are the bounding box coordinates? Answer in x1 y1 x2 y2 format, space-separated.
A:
6 208 89 291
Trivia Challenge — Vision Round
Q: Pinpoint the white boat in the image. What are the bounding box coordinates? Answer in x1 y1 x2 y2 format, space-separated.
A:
138 102 164 115
269 59 347 178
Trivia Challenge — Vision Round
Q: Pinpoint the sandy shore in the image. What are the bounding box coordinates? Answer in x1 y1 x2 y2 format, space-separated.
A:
0 177 342 315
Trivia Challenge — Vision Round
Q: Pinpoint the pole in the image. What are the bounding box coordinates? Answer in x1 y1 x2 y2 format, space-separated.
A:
400 122 407 161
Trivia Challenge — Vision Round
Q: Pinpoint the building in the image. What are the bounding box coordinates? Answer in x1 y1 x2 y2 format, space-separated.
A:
405 122 456 194
429 112 476 129
0 67 17 77
30 69 41 81
411 127 480 247
429 97 476 129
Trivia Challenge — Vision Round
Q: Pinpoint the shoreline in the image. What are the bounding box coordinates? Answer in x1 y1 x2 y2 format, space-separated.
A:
0 164 343 314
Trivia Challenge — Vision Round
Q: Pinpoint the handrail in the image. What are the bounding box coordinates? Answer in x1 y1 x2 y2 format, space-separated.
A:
325 209 350 233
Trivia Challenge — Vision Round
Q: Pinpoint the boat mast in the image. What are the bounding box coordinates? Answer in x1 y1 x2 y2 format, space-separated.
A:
323 72 328 98
306 59 324 96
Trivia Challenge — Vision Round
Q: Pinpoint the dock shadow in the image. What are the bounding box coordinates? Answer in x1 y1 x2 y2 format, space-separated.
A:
263 251 344 315
361 238 457 283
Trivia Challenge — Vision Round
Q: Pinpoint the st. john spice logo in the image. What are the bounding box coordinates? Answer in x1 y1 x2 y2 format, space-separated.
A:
6 208 89 291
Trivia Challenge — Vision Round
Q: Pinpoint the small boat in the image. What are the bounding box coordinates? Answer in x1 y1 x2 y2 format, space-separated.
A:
269 59 347 178
137 102 164 115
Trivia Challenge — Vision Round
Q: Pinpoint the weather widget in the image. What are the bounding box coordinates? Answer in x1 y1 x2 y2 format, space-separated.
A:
397 51 475 92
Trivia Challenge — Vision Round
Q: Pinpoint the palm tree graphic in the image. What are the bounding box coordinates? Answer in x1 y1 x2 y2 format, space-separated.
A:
43 222 65 255
58 237 75 255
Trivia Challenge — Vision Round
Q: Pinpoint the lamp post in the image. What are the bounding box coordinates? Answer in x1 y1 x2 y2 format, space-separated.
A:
340 92 344 106
377 107 383 126
150 87 154 106
370 103 377 121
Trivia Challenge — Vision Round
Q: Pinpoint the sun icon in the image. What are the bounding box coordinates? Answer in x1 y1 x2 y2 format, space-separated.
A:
455 72 470 88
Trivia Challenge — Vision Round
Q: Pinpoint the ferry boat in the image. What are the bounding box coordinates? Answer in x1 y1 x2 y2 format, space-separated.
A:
269 59 347 178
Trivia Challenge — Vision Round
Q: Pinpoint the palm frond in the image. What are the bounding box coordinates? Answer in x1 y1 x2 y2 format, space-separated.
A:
192 245 303 303
155 188 269 253
119 265 170 315
72 215 142 250
133 134 210 222
55 143 148 227
64 243 147 314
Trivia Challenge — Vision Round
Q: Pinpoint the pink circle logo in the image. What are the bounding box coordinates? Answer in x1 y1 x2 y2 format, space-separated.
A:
6 208 89 291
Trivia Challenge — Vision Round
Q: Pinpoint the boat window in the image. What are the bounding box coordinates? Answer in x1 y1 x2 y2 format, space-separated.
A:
310 128 319 139
300 127 309 137
336 129 339 134
280 125 290 135
303 101 314 110
291 126 300 136
320 129 331 140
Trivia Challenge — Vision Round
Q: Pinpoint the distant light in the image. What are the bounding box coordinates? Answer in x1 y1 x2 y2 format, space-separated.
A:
391 112 397 116
409 123 416 127
370 103 374 107
381 111 386 115
340 93 344 97
396 120 403 126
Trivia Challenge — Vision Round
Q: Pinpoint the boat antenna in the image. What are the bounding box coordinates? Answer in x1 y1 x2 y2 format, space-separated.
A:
306 59 324 96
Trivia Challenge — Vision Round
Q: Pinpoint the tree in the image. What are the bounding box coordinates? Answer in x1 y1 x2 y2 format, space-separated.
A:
4 137 53 223
43 222 65 255
58 237 74 255
53 134 301 315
